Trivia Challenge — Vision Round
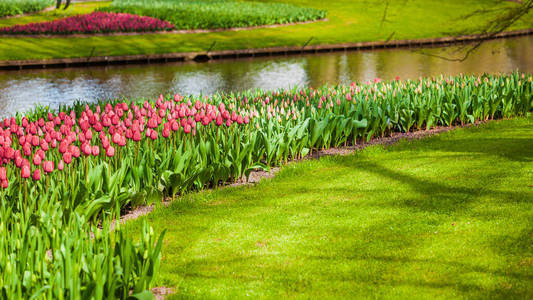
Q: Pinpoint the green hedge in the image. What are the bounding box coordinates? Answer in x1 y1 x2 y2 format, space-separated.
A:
100 0 327 30
0 0 53 18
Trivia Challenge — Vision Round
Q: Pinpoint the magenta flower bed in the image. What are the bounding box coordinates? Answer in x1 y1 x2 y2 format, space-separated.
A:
0 12 175 35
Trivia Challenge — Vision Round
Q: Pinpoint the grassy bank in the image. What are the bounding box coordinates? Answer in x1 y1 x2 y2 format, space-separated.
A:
127 117 533 299
0 0 532 61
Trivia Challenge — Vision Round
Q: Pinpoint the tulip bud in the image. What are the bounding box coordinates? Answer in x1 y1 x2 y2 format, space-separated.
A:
92 145 100 156
106 146 115 157
150 130 158 140
63 152 72 165
0 167 6 181
43 161 54 173
33 155 42 166
32 169 41 181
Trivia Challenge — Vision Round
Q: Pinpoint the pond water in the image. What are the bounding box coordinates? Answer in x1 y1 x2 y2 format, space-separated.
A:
1 35 532 118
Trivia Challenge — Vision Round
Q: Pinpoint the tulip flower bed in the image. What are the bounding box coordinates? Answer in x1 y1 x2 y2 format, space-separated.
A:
0 11 175 34
0 73 531 298
100 0 327 30
0 0 52 18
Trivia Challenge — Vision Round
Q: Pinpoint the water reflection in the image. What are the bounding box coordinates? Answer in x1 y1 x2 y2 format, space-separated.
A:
0 35 532 118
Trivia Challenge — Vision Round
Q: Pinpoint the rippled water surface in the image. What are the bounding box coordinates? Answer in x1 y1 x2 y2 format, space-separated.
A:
0 35 532 118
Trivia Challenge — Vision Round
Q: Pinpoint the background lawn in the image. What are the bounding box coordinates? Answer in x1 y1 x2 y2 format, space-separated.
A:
125 117 533 299
0 0 531 61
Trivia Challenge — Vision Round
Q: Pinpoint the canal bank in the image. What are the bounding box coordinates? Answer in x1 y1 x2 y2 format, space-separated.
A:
1 28 532 70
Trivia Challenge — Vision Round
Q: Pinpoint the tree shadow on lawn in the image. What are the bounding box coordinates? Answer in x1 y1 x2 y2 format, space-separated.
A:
303 254 533 298
336 158 531 214
403 136 533 163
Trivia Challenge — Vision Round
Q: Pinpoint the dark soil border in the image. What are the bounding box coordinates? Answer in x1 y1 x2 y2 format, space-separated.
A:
0 28 532 70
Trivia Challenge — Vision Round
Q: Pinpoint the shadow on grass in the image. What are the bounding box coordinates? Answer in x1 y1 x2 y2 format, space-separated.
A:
405 137 533 162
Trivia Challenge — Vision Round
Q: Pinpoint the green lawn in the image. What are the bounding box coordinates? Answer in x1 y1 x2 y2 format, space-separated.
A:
0 0 532 61
125 117 533 299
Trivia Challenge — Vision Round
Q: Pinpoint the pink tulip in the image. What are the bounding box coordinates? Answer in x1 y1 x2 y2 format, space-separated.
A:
32 169 41 181
21 165 30 179
0 167 6 181
92 145 100 156
58 160 65 171
183 124 191 134
33 155 42 166
162 128 170 138
106 146 115 157
82 143 92 156
150 130 158 140
63 152 73 165
43 161 54 173
133 131 142 142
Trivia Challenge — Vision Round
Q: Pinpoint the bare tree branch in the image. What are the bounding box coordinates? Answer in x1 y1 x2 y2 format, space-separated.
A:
379 0 391 29
416 0 533 61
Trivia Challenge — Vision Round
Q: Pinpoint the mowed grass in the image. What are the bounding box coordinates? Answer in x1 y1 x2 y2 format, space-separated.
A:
125 117 533 299
0 0 532 61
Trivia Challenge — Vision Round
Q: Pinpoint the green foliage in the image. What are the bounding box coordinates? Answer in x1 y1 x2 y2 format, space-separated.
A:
99 0 326 29
0 200 165 298
0 73 531 298
0 0 52 18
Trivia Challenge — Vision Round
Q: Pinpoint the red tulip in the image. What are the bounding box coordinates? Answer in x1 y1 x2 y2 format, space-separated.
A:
106 146 115 157
171 120 180 131
133 130 142 142
31 135 39 147
63 152 72 164
58 160 64 171
92 145 100 156
150 130 158 140
215 115 223 126
21 165 31 179
85 129 93 140
82 143 92 156
1 179 7 189
72 146 80 158
33 155 42 166
112 132 121 145
162 128 170 138
0 167 6 181
43 161 54 173
32 169 41 181
183 124 191 134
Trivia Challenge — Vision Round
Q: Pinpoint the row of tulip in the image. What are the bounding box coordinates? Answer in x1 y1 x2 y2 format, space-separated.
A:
0 73 531 298
100 0 327 30
0 11 175 34
0 0 52 18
